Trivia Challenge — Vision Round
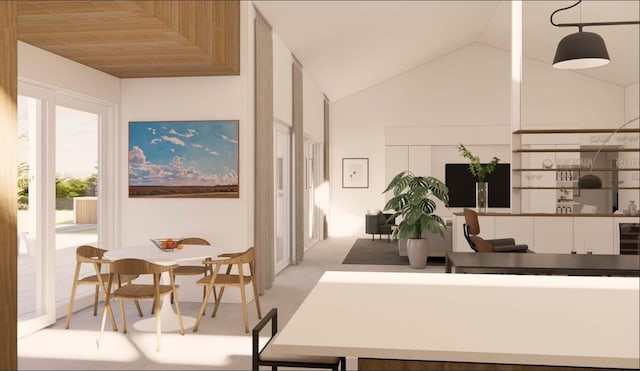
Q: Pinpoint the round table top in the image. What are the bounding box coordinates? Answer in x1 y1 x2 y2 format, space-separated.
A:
104 244 224 263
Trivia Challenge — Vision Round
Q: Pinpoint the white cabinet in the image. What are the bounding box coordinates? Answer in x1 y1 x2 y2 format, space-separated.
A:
572 218 614 254
495 216 534 249
452 213 630 255
533 217 573 254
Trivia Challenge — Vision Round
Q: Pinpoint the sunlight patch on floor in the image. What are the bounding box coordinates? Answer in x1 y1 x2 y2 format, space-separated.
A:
131 332 252 366
18 328 139 362
19 327 253 368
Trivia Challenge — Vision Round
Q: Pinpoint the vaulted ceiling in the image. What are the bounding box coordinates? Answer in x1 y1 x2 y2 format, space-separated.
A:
17 0 240 78
255 0 639 101
15 1 639 102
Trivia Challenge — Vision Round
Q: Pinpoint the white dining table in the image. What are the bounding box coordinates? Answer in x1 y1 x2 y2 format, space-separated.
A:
104 244 224 332
272 271 640 370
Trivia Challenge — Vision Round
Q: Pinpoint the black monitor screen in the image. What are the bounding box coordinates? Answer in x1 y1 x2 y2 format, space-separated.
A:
445 163 510 208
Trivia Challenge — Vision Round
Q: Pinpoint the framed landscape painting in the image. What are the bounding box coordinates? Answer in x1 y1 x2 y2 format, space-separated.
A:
128 120 239 198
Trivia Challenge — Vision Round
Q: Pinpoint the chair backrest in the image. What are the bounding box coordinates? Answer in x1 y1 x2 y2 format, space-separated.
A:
76 245 108 263
219 247 255 264
463 209 481 252
109 258 177 275
463 208 481 235
215 247 256 279
181 237 210 245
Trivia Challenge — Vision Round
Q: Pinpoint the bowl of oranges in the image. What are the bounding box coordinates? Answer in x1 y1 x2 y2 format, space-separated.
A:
150 238 185 252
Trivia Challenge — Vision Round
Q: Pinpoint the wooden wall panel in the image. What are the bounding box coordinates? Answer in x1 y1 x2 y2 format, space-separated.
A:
254 10 274 293
323 96 330 238
0 1 18 369
293 59 304 262
17 0 240 78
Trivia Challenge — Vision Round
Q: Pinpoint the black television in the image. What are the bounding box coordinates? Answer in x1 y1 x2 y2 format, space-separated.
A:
445 163 510 208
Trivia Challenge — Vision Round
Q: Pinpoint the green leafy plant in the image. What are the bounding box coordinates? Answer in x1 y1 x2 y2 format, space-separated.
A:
457 144 500 182
383 171 449 240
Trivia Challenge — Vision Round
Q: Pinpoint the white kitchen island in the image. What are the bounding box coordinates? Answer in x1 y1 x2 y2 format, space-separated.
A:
272 271 639 370
451 212 639 254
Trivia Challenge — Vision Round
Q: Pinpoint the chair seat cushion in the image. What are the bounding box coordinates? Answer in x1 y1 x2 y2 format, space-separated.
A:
195 274 253 286
79 273 138 284
173 265 206 275
113 284 174 299
470 236 494 252
260 335 340 365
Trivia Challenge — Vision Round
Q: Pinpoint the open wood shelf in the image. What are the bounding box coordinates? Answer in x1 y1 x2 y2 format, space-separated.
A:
513 148 640 153
514 186 640 190
513 168 640 172
513 128 640 134
512 127 639 215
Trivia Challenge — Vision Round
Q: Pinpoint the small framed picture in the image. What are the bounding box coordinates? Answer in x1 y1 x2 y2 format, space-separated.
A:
342 158 369 188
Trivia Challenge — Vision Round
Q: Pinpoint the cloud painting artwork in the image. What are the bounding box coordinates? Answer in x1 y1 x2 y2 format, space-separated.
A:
128 120 239 198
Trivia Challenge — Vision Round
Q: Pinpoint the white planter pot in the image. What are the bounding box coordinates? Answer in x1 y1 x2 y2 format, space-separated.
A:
406 238 429 269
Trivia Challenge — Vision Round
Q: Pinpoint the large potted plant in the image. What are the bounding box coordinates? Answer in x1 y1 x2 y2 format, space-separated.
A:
457 144 500 213
383 171 449 268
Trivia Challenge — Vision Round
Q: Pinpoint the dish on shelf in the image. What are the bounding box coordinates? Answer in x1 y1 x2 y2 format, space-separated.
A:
542 159 553 169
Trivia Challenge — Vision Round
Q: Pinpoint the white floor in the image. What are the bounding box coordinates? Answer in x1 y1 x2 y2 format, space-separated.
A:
17 236 445 370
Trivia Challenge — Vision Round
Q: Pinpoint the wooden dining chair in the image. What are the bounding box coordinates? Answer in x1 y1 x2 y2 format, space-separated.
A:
192 247 262 333
65 245 142 330
169 237 212 306
100 258 184 351
253 308 346 371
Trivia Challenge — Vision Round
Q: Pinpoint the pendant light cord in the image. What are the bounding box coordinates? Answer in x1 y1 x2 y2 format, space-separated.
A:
551 0 583 31
550 0 639 30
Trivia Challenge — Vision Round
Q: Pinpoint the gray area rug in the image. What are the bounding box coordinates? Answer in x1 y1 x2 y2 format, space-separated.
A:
342 238 445 265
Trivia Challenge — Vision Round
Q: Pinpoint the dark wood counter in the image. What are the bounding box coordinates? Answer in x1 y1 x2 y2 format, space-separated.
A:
446 252 640 276
452 212 639 217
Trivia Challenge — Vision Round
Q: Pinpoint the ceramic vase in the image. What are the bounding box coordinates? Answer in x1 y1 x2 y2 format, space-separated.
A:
407 238 429 269
476 181 488 214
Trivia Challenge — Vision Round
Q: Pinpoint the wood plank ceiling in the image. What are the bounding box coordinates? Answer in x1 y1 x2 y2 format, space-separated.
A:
17 0 240 78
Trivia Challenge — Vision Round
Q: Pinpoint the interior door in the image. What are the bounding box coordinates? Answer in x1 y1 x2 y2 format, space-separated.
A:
274 124 292 273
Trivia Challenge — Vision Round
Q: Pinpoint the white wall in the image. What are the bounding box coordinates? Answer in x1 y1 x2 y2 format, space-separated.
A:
302 70 325 142
625 82 639 121
119 3 253 253
18 42 120 103
330 41 627 237
273 32 293 126
330 43 511 237
119 3 255 302
119 75 252 248
521 56 624 129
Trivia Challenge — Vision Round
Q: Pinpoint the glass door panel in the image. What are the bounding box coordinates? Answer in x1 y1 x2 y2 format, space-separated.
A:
17 84 56 338
17 83 105 338
54 104 99 308
275 124 291 273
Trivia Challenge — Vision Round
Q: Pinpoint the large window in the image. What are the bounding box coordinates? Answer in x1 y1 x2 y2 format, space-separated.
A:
17 82 108 337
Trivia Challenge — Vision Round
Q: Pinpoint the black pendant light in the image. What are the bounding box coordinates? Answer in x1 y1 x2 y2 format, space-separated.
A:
577 174 602 189
550 0 639 70
553 31 609 69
